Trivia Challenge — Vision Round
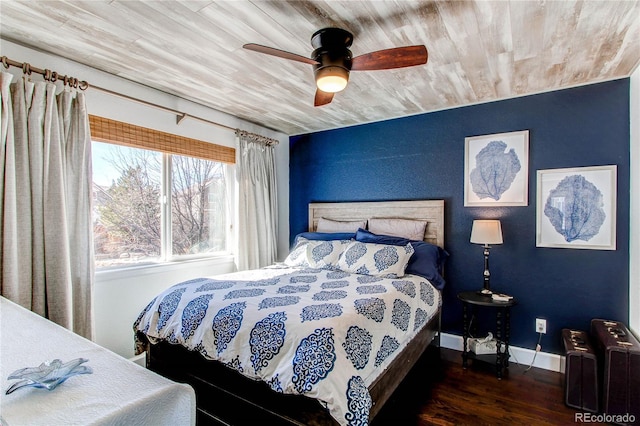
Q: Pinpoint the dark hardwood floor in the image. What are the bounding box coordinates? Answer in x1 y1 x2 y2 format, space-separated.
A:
188 344 606 425
372 346 605 426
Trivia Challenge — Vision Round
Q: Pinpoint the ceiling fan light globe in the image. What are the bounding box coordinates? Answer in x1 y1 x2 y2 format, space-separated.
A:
315 66 349 93
316 76 347 93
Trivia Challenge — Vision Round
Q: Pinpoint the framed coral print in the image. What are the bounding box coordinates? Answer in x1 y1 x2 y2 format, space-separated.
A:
536 165 617 250
464 130 529 206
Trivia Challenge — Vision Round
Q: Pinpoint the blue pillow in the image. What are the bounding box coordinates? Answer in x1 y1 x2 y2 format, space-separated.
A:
294 232 355 245
355 228 449 290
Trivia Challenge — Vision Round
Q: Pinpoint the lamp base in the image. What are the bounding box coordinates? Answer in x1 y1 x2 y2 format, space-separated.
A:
477 288 493 296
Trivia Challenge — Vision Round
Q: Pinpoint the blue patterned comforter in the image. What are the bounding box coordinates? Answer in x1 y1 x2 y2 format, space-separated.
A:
134 265 441 425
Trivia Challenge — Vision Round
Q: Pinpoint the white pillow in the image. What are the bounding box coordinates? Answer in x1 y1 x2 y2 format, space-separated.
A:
306 239 351 269
336 241 414 277
368 218 427 241
317 217 367 233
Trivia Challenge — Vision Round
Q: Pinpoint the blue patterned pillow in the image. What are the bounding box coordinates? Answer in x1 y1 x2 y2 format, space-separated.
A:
284 237 350 269
306 239 352 269
336 241 414 277
355 228 449 290
284 238 311 267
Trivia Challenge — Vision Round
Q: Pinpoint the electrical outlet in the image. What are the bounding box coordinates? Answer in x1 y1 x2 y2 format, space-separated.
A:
536 318 547 334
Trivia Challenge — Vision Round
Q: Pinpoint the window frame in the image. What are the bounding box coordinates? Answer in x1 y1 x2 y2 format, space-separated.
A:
90 116 236 271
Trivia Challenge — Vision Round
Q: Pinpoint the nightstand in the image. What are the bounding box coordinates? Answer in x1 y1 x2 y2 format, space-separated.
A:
457 290 517 379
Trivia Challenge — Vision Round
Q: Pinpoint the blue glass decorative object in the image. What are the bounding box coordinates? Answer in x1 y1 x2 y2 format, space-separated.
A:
5 358 92 394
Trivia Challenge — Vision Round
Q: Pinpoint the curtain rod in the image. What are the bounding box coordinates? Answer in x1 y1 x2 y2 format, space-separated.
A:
88 82 236 132
90 83 278 145
1 55 279 144
1 55 88 90
235 129 279 147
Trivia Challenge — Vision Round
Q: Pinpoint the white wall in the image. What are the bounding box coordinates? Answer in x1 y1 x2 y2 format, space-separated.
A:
95 257 236 357
1 39 290 358
630 65 639 337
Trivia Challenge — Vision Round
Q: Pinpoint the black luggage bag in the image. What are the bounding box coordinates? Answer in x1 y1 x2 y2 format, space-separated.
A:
590 319 640 424
562 329 598 412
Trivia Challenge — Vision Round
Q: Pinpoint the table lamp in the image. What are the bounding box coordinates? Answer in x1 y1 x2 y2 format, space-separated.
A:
470 219 503 295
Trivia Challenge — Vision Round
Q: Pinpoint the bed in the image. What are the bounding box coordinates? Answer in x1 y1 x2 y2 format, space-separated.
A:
134 200 446 425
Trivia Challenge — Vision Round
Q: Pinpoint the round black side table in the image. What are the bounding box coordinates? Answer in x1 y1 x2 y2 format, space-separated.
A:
457 291 517 379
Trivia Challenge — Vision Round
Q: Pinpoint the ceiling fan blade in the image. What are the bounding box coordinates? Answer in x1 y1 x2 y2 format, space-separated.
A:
314 90 334 107
243 43 319 65
351 45 428 71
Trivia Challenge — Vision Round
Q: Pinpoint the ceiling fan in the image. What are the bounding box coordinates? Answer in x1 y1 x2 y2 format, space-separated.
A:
243 28 428 107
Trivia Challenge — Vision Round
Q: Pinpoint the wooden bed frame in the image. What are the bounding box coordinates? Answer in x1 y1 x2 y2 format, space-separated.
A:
142 200 445 425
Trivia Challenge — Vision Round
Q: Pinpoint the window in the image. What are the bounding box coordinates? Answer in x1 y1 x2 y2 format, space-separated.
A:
170 154 229 257
90 116 235 270
93 143 162 267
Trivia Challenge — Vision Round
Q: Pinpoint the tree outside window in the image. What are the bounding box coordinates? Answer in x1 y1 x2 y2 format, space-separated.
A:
93 142 229 269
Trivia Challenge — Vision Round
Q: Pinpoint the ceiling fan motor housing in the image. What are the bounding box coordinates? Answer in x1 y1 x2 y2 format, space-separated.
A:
311 28 354 91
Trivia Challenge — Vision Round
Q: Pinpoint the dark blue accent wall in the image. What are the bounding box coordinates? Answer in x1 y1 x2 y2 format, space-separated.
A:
289 79 630 354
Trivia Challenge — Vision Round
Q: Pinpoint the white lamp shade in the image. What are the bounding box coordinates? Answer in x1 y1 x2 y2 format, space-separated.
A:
470 220 503 245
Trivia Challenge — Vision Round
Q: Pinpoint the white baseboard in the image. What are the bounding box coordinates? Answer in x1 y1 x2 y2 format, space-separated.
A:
440 333 565 373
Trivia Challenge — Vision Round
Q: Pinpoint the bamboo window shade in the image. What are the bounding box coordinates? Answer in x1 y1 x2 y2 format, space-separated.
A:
89 115 235 164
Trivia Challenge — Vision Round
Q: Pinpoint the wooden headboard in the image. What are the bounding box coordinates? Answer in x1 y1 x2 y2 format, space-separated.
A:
308 200 445 248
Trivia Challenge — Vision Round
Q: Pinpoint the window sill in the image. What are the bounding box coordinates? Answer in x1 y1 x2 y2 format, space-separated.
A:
95 254 236 282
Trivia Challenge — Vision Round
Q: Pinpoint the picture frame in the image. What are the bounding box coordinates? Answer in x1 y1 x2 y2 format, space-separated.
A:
464 130 529 206
536 165 617 250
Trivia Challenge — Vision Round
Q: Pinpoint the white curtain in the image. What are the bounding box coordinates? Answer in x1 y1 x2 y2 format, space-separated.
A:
235 130 277 271
0 71 94 339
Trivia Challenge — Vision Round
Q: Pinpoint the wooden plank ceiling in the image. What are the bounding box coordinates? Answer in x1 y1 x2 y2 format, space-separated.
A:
1 1 638 135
